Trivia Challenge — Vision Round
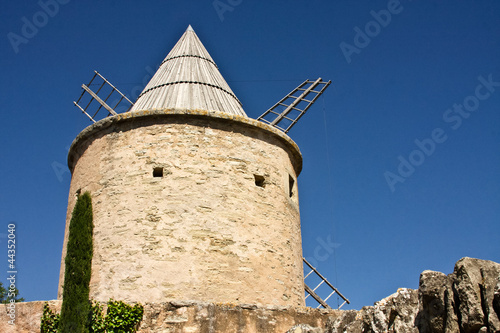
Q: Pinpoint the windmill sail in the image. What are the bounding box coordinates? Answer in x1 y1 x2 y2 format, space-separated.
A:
257 78 331 133
73 71 134 123
303 257 350 309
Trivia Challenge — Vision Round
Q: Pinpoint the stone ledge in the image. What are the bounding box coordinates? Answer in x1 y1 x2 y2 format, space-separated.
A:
68 108 303 175
4 257 499 332
0 300 339 333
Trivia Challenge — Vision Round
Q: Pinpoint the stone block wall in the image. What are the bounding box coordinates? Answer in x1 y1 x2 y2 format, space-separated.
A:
3 257 500 332
58 109 305 307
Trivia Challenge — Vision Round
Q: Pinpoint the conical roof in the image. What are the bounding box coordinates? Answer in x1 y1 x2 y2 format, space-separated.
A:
130 25 246 116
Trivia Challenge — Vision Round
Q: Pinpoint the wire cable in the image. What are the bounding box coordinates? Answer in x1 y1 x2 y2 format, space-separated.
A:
321 92 341 308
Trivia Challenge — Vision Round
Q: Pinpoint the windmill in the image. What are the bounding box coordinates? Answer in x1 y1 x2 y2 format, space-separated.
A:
70 26 349 310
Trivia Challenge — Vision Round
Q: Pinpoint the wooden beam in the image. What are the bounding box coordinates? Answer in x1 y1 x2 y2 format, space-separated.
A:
303 257 349 305
73 101 96 123
270 78 322 127
94 71 134 105
304 284 331 309
81 84 118 116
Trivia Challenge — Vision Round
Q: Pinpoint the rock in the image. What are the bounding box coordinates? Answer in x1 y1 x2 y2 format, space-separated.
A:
326 288 419 333
494 278 500 320
286 324 323 333
453 258 486 332
326 258 500 333
453 257 500 333
416 270 459 333
325 310 364 333
364 288 419 333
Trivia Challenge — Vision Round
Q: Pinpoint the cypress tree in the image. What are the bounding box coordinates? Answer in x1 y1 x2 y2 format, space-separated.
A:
59 191 94 333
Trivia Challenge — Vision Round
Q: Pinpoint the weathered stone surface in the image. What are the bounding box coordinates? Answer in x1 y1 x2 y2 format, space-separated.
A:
0 300 61 333
357 288 419 333
1 300 338 333
453 259 486 332
453 257 500 333
416 270 459 333
494 278 500 322
138 302 335 332
286 324 324 333
325 310 364 332
325 258 500 333
413 257 500 333
58 109 305 307
5 257 499 332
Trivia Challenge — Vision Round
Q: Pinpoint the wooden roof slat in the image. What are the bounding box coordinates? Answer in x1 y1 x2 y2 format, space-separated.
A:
131 26 246 117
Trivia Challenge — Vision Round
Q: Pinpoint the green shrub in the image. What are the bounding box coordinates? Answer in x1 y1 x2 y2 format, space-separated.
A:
40 303 60 333
40 300 143 333
89 301 106 333
105 300 144 333
59 192 94 333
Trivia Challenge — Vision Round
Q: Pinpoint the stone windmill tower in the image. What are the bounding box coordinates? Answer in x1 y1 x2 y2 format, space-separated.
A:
58 25 339 308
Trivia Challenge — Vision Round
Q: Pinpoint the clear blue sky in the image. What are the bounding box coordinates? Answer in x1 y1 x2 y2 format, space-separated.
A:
1 1 499 310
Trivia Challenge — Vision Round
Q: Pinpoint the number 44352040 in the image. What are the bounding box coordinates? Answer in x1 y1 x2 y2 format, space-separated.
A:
7 224 16 269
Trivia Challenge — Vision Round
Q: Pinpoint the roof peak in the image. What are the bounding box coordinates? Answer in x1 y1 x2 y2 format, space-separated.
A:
130 27 246 117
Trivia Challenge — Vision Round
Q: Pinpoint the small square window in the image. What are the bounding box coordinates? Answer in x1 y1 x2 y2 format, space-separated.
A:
153 167 164 178
289 175 295 198
254 175 265 188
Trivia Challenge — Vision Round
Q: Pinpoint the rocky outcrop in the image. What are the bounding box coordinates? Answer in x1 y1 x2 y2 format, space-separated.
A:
452 257 500 332
415 270 459 333
326 288 419 332
2 257 499 332
327 257 500 333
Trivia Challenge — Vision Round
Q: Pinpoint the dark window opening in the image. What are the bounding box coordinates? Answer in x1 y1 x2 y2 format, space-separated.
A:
153 167 164 178
289 175 295 198
254 175 265 188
